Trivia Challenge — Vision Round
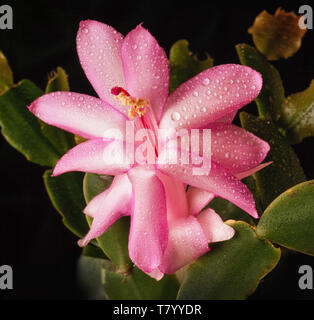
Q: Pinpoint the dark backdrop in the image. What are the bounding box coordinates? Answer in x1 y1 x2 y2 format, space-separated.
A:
0 0 313 299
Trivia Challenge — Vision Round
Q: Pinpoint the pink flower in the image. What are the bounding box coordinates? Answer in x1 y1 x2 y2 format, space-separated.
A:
29 21 269 278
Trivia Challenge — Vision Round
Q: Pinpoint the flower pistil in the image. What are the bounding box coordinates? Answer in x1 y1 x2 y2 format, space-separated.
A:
111 86 149 118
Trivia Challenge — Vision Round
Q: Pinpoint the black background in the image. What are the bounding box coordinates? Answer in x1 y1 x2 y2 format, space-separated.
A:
0 0 313 299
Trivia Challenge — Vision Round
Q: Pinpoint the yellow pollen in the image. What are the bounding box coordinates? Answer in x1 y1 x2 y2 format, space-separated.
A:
114 92 149 118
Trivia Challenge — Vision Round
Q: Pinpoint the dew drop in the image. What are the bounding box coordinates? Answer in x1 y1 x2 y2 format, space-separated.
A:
193 91 199 97
202 78 210 86
171 112 181 121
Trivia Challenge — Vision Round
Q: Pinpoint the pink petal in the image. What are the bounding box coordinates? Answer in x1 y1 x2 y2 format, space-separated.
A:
52 138 131 176
235 161 272 180
187 186 215 216
148 269 164 281
121 24 169 122
76 20 129 116
29 92 127 139
83 174 130 217
157 172 189 221
159 64 262 130
78 174 132 246
157 150 259 218
186 162 272 217
83 188 110 218
197 208 235 243
127 166 168 273
208 123 270 173
159 216 209 274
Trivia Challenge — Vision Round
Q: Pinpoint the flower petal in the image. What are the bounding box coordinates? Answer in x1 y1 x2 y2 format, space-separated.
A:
52 138 131 176
159 216 209 274
148 269 164 281
83 189 110 218
121 25 170 122
197 208 235 243
159 64 262 130
158 150 259 218
235 161 272 180
29 92 126 139
187 186 215 216
186 162 271 216
208 123 270 173
128 166 168 273
78 174 132 246
76 20 129 116
157 172 189 220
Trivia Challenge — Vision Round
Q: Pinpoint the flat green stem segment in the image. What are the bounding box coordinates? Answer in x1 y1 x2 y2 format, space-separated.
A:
279 80 314 144
0 51 13 95
0 80 60 167
236 43 285 120
257 180 314 256
169 39 213 93
240 112 306 210
177 221 281 300
45 66 70 93
40 66 75 155
43 169 89 238
102 261 179 300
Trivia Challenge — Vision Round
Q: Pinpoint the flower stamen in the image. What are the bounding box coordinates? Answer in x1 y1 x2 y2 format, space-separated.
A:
111 86 149 118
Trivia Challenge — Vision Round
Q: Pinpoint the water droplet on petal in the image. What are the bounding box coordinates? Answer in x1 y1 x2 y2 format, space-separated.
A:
171 112 181 121
202 78 210 86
